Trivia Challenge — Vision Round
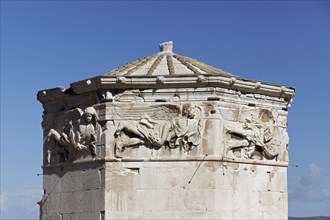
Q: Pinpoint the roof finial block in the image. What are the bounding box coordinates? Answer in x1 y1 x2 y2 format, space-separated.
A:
159 41 173 52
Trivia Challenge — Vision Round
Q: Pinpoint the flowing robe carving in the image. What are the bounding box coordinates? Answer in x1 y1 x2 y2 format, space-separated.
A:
46 107 101 163
225 110 288 161
114 104 202 157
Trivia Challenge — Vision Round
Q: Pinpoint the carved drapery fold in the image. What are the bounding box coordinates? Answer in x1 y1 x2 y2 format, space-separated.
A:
45 107 101 164
114 103 203 158
224 109 289 162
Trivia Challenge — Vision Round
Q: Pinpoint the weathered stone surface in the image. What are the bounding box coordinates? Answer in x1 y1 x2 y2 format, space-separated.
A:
102 161 288 219
42 213 62 220
38 41 294 219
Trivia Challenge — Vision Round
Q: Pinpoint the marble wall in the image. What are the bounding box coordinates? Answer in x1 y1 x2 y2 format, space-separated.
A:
39 86 291 219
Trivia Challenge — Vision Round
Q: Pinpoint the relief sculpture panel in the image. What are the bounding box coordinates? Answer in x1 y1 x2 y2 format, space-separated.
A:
114 103 203 158
43 100 289 164
45 107 101 164
44 102 205 163
224 108 289 162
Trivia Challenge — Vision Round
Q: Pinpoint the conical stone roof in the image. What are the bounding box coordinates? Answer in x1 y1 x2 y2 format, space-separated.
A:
37 41 295 107
104 41 235 77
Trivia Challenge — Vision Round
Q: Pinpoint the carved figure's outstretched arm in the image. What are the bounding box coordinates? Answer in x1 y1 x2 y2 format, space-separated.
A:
47 129 61 142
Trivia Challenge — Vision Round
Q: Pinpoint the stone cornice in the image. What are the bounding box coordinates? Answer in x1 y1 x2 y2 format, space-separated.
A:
69 75 294 102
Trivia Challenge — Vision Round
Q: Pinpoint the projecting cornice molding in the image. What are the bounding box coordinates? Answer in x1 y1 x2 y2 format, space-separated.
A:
68 75 294 101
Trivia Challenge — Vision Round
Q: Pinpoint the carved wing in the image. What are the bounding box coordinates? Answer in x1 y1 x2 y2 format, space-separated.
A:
109 103 181 120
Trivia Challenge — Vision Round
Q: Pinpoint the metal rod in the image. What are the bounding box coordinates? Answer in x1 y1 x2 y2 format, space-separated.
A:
188 154 207 184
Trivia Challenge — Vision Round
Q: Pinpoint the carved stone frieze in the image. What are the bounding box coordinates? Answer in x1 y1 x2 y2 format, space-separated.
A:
45 107 101 164
113 103 203 158
224 108 289 162
42 100 289 164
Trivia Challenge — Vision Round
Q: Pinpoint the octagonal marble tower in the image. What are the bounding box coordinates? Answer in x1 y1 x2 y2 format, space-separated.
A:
37 41 294 220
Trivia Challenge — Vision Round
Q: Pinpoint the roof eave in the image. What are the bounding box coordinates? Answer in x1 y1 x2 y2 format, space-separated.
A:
67 74 294 102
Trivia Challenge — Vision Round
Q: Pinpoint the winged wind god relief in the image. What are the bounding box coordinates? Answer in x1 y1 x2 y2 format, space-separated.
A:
45 107 102 164
114 103 203 158
224 109 289 162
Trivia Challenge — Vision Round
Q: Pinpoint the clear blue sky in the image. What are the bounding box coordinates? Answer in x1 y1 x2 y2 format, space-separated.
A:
1 1 329 219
